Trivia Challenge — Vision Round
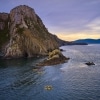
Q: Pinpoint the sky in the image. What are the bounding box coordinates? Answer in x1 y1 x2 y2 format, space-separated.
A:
0 0 100 41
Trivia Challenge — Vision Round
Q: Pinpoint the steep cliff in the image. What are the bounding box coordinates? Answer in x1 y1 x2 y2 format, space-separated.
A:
0 13 10 50
0 5 60 58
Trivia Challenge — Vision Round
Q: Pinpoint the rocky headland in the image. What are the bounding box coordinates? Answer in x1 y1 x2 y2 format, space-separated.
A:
0 5 70 66
0 5 65 59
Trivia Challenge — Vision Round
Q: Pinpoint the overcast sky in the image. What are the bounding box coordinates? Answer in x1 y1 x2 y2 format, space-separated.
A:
0 0 100 41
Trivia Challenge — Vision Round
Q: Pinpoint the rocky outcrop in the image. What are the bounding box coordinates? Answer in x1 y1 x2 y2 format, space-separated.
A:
0 5 60 58
37 49 70 66
85 62 95 66
0 13 8 30
48 49 63 60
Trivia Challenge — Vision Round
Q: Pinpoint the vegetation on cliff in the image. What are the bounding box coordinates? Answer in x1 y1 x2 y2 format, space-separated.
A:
0 13 10 50
0 5 62 58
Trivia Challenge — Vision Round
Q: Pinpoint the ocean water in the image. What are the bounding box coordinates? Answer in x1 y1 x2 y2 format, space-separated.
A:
0 44 100 100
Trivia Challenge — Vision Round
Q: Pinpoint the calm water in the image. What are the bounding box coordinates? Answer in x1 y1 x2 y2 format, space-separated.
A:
0 44 100 100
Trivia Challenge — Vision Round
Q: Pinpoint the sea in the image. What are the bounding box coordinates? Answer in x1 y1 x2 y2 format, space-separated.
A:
0 44 100 100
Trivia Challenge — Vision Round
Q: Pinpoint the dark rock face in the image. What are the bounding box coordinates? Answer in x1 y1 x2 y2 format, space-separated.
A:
0 13 10 49
0 5 60 58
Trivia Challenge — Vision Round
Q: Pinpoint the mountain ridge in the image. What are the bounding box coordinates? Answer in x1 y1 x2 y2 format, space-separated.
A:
73 39 100 44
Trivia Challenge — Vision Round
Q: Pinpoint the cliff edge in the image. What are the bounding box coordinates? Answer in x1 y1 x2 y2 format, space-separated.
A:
0 5 61 58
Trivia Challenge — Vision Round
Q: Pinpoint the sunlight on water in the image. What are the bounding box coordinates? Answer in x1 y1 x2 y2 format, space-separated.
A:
0 44 100 100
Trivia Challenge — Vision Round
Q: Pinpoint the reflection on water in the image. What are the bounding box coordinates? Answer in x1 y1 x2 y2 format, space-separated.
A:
0 44 100 100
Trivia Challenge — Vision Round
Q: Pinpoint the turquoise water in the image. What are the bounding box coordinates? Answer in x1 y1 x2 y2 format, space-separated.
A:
0 44 100 100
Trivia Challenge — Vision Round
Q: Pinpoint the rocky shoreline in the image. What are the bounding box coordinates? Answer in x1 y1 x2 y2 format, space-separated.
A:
37 49 70 66
37 55 69 66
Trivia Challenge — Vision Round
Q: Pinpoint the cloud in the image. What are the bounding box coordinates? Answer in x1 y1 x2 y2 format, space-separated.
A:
57 32 100 41
0 0 100 40
86 17 100 32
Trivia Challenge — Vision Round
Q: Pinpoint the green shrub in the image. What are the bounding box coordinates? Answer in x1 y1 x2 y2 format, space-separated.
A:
17 27 24 34
0 29 10 49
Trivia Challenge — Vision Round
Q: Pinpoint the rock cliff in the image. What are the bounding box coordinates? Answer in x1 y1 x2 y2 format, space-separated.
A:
0 5 61 58
0 13 10 50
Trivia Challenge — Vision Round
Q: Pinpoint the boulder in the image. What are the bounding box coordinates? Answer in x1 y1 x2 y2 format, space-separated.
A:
48 49 62 60
37 49 70 66
85 62 95 66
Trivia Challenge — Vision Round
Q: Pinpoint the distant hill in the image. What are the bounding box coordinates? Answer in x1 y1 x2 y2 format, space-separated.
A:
74 39 100 44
